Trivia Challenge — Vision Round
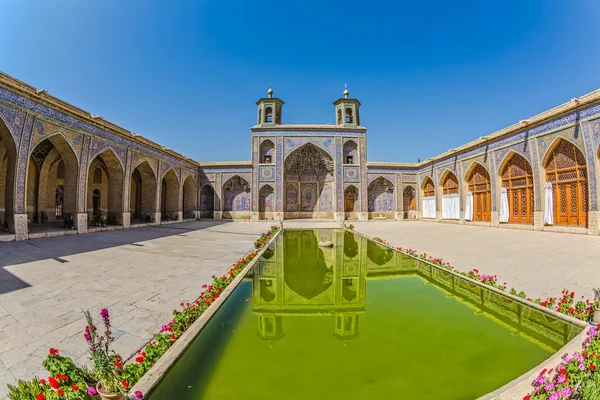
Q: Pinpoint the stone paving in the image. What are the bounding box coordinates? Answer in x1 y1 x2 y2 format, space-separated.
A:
0 219 598 398
350 220 600 301
0 220 272 398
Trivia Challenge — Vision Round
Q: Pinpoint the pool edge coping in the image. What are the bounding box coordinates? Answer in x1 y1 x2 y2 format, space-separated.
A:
127 229 282 399
347 228 589 400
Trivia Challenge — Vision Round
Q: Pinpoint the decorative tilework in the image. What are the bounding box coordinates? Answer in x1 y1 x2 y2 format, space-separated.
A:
15 114 34 213
335 137 343 211
367 173 396 186
535 126 584 161
259 165 275 182
0 104 25 143
132 151 158 176
320 182 333 212
582 122 598 211
590 117 600 151
530 138 542 211
343 166 360 182
78 135 91 212
276 137 283 212
360 139 367 213
253 129 365 137
252 137 259 211
31 119 84 160
402 174 417 182
88 138 127 170
222 172 251 186
0 90 197 170
284 137 335 159
123 148 133 212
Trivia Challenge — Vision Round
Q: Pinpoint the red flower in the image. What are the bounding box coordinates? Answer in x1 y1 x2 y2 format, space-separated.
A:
215 293 220 299
40 379 46 384
114 361 122 368
170 334 177 341
136 356 144 363
141 351 146 357
57 389 64 396
72 385 79 391
121 381 129 388
591 364 596 371
49 348 59 356
37 394 45 400
523 396 530 400
571 291 575 297
49 377 60 389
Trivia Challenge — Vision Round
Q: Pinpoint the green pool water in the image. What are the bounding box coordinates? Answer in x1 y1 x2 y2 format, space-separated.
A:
149 229 582 400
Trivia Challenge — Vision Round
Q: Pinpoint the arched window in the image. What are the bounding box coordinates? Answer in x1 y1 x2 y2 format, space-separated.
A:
467 164 491 222
345 108 353 124
545 140 588 226
55 185 64 218
501 154 534 224
92 189 101 216
337 109 342 125
265 107 273 123
57 160 65 179
423 178 434 197
260 140 275 164
93 167 102 184
343 140 358 164
441 172 459 195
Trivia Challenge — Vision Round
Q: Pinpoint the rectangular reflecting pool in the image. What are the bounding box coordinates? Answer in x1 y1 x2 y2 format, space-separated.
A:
149 229 583 400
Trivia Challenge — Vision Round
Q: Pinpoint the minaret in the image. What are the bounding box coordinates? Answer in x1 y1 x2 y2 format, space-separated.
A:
333 85 361 126
256 84 285 127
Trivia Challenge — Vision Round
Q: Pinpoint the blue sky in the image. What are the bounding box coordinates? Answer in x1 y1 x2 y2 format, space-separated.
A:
1 0 599 163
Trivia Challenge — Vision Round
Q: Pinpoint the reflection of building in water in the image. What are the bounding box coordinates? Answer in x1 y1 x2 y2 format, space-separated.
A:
252 229 417 341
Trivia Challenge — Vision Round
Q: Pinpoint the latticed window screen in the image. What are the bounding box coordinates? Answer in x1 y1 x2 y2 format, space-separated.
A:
501 153 534 224
441 173 459 195
422 178 434 197
544 140 588 227
467 164 491 222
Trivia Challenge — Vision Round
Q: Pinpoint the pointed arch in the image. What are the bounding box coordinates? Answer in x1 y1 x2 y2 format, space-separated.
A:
500 152 534 224
87 148 124 225
259 139 275 164
130 160 157 221
542 136 585 168
284 141 334 162
182 175 198 219
344 185 359 214
343 140 358 165
439 170 459 220
0 116 17 233
27 134 79 227
403 186 416 212
544 138 588 226
161 169 180 220
199 184 215 218
367 177 394 216
465 162 491 222
439 169 459 195
420 176 436 219
88 145 125 171
222 175 250 213
259 184 275 217
421 175 434 192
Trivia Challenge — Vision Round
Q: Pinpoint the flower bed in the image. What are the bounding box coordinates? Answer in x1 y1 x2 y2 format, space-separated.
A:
7 225 281 400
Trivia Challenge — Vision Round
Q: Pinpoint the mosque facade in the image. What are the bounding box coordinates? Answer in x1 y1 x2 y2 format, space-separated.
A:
0 71 599 240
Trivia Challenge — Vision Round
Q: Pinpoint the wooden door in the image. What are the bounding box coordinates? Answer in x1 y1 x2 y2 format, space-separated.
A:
345 194 355 212
467 164 491 222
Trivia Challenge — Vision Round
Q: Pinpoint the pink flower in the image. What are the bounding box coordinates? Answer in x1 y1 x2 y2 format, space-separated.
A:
134 391 144 399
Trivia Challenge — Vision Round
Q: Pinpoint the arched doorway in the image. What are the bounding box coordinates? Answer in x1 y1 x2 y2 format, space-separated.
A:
403 185 416 219
421 177 436 219
199 185 215 218
284 143 334 219
367 177 394 219
259 140 275 164
259 184 274 220
161 169 180 221
27 135 79 230
544 139 588 227
182 175 197 220
130 161 157 223
344 185 359 218
222 176 250 219
466 163 491 222
87 150 124 226
0 118 17 234
500 153 534 224
441 172 459 220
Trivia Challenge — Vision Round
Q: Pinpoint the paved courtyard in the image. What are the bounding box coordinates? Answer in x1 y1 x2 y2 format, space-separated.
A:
0 220 597 398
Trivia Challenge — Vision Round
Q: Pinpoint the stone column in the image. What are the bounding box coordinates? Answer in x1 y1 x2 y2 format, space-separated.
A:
13 114 34 240
154 160 161 224
122 149 132 229
76 136 91 234
214 172 222 220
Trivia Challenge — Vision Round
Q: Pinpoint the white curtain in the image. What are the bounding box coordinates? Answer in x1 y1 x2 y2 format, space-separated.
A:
422 196 436 219
499 188 509 223
465 192 474 221
442 193 460 219
544 182 554 225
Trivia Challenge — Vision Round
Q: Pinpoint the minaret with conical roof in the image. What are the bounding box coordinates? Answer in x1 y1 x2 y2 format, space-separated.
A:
256 84 285 127
333 84 361 126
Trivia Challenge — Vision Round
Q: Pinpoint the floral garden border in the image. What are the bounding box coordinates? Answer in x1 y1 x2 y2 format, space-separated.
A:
345 225 599 400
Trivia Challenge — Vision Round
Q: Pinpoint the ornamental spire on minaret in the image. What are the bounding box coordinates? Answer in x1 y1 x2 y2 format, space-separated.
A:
267 83 273 98
343 84 349 99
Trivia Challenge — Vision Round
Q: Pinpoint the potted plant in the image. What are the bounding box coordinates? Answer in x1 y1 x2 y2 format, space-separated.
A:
83 309 127 400
592 288 600 324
